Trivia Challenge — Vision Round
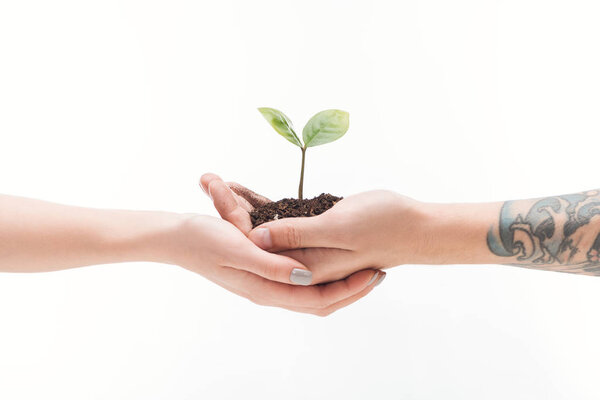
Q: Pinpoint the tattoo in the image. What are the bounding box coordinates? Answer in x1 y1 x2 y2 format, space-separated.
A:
487 190 600 275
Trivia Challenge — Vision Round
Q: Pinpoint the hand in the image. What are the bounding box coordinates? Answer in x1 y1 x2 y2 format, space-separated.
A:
200 174 419 283
248 191 423 283
166 214 384 316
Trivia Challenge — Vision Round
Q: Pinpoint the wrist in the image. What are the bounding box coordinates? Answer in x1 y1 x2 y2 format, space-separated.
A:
409 201 504 265
99 209 187 265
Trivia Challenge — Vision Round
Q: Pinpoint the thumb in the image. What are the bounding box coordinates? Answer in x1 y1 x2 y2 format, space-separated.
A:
248 215 333 252
229 244 313 286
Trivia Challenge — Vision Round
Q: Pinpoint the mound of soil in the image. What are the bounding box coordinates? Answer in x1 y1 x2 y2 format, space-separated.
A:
250 193 342 228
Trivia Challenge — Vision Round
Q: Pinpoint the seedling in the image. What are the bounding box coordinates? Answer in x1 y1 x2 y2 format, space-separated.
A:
257 108 349 199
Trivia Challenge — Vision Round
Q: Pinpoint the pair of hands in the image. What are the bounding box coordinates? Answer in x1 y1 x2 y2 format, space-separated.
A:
177 173 423 316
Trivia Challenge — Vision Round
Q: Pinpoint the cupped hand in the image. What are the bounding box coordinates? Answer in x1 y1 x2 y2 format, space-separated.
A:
168 214 384 316
200 173 422 284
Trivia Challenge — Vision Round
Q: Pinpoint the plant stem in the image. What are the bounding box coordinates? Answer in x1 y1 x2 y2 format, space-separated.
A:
298 147 306 200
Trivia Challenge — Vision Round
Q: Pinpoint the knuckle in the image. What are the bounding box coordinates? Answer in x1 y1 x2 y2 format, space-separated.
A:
265 263 285 282
285 224 302 248
256 262 272 280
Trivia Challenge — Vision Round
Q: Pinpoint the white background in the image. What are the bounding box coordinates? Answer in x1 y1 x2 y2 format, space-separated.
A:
1 1 600 399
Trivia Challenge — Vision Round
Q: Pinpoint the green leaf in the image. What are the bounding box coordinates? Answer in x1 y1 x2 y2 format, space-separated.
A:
302 109 349 148
257 107 302 147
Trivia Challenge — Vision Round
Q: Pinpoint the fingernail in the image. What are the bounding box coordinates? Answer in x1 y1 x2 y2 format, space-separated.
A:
251 228 272 249
290 268 312 285
206 185 213 200
374 273 386 287
366 272 379 286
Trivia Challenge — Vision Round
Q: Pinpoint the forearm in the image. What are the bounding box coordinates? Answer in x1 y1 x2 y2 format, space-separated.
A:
0 195 181 272
413 201 506 265
414 189 600 275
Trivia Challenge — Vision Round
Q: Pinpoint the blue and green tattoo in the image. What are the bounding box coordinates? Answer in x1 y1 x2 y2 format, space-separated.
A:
487 190 600 275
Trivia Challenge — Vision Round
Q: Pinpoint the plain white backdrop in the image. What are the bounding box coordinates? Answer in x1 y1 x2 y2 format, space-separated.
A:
1 1 600 399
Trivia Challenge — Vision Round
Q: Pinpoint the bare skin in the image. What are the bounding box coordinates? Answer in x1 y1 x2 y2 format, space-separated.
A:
0 194 385 316
201 173 600 280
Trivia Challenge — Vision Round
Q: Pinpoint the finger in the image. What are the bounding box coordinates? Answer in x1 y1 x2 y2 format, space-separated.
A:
212 267 380 311
277 247 357 284
260 268 380 308
278 248 353 270
229 191 255 213
226 182 271 208
248 215 342 252
208 179 253 234
290 271 386 316
228 244 313 285
201 174 258 212
199 173 222 198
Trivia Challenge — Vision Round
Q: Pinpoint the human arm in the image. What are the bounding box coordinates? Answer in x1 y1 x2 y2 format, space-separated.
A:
201 175 600 280
0 194 383 315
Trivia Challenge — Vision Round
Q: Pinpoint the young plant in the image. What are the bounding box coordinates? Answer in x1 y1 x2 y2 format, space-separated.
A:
257 108 349 200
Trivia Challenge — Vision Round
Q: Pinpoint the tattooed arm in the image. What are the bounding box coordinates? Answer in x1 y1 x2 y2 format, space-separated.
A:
411 189 600 275
485 190 600 275
202 174 600 280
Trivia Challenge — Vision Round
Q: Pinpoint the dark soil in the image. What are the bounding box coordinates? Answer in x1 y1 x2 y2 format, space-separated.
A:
250 193 342 228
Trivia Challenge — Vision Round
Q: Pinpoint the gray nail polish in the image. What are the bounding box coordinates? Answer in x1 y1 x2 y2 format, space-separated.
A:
290 268 312 285
374 273 386 287
366 272 380 286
